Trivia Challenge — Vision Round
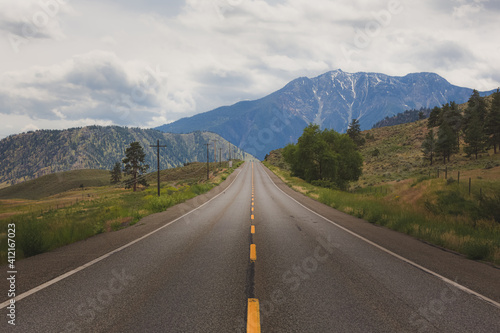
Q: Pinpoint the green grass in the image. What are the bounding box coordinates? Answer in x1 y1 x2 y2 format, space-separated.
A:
0 169 111 200
264 162 500 265
0 161 244 264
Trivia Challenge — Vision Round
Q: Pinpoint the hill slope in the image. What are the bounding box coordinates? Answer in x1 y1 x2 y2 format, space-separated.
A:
156 69 494 159
0 126 249 187
0 169 111 200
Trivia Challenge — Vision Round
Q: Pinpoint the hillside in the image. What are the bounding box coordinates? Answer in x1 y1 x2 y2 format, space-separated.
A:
0 126 249 188
0 169 111 200
157 69 494 159
267 119 500 186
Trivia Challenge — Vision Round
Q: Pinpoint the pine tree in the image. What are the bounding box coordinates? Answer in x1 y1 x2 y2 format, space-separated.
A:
486 89 500 154
110 162 122 184
122 142 149 191
436 121 457 164
463 89 488 133
464 113 487 159
346 118 366 147
427 106 442 128
422 129 436 165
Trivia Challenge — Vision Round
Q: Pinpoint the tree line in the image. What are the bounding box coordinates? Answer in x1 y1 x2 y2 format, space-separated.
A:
422 89 500 165
282 123 363 190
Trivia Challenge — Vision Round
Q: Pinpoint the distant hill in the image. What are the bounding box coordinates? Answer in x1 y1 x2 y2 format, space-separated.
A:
372 108 432 129
0 126 249 187
156 69 495 160
0 169 110 200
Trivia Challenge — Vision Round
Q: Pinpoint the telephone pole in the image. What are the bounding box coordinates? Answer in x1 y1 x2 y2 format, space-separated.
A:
219 148 222 167
212 140 218 165
150 139 167 197
205 143 211 180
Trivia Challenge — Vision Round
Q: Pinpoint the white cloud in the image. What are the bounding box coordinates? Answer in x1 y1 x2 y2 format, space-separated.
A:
0 0 499 138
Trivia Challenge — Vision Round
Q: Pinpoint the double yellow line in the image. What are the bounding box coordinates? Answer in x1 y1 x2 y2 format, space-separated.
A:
247 162 261 332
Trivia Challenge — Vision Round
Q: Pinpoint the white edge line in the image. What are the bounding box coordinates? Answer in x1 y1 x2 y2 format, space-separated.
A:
0 164 246 309
260 163 500 310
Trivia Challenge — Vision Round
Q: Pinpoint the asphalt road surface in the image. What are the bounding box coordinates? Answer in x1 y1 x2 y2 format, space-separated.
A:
2 162 500 332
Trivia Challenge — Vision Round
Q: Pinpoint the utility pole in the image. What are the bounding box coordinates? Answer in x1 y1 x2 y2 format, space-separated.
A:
212 140 218 165
219 148 222 167
150 139 167 197
205 143 211 180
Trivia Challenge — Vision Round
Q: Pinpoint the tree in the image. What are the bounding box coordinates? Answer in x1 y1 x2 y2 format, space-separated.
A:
464 113 487 159
282 124 363 189
422 129 436 165
463 90 488 159
486 89 500 154
346 118 366 147
427 106 442 128
436 121 457 164
442 102 463 149
122 142 149 191
110 162 122 184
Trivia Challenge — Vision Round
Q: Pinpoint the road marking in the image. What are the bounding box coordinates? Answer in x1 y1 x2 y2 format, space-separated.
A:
250 244 257 261
252 202 254 206
247 298 261 332
251 225 255 234
251 214 254 220
261 164 500 310
0 164 248 310
251 207 254 212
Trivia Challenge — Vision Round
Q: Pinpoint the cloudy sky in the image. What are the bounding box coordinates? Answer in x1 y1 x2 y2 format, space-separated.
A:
0 0 499 138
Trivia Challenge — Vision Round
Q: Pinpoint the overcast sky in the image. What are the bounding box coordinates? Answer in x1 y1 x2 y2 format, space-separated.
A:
0 0 499 138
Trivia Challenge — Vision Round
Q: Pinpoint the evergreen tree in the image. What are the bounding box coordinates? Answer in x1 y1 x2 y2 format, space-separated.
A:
110 162 122 184
442 102 463 149
427 106 442 128
422 129 436 165
122 142 149 191
436 121 457 164
463 89 488 133
463 90 488 159
486 89 500 154
464 113 487 159
346 118 366 147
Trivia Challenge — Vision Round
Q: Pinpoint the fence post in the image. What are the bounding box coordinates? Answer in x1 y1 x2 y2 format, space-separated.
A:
457 171 460 185
437 168 439 178
445 166 448 179
469 178 471 196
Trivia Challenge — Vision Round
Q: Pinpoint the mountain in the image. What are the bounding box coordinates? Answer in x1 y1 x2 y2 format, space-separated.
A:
0 126 248 188
156 70 495 159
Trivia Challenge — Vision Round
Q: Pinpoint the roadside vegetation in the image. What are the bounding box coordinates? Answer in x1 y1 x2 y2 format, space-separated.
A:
264 91 500 265
0 161 243 264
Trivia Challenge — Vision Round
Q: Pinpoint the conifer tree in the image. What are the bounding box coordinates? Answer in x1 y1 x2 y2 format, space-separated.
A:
422 129 436 165
110 162 122 184
346 118 366 147
122 142 149 191
486 89 500 154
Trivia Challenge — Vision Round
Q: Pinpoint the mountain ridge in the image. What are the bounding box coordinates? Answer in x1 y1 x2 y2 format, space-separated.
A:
156 69 495 159
0 126 248 188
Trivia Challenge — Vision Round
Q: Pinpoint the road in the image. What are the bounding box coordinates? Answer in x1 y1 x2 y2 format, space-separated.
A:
2 162 500 332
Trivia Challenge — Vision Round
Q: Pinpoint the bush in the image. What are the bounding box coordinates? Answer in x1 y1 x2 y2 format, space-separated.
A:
463 240 491 260
16 216 48 257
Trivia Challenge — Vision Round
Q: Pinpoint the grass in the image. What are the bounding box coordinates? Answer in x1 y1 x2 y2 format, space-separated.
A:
0 161 243 264
264 162 500 265
0 169 111 200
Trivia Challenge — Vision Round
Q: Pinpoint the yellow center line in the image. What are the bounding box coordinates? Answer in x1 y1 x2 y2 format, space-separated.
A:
252 202 254 206
251 207 254 212
250 244 256 261
251 214 254 220
251 225 255 234
247 298 261 332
